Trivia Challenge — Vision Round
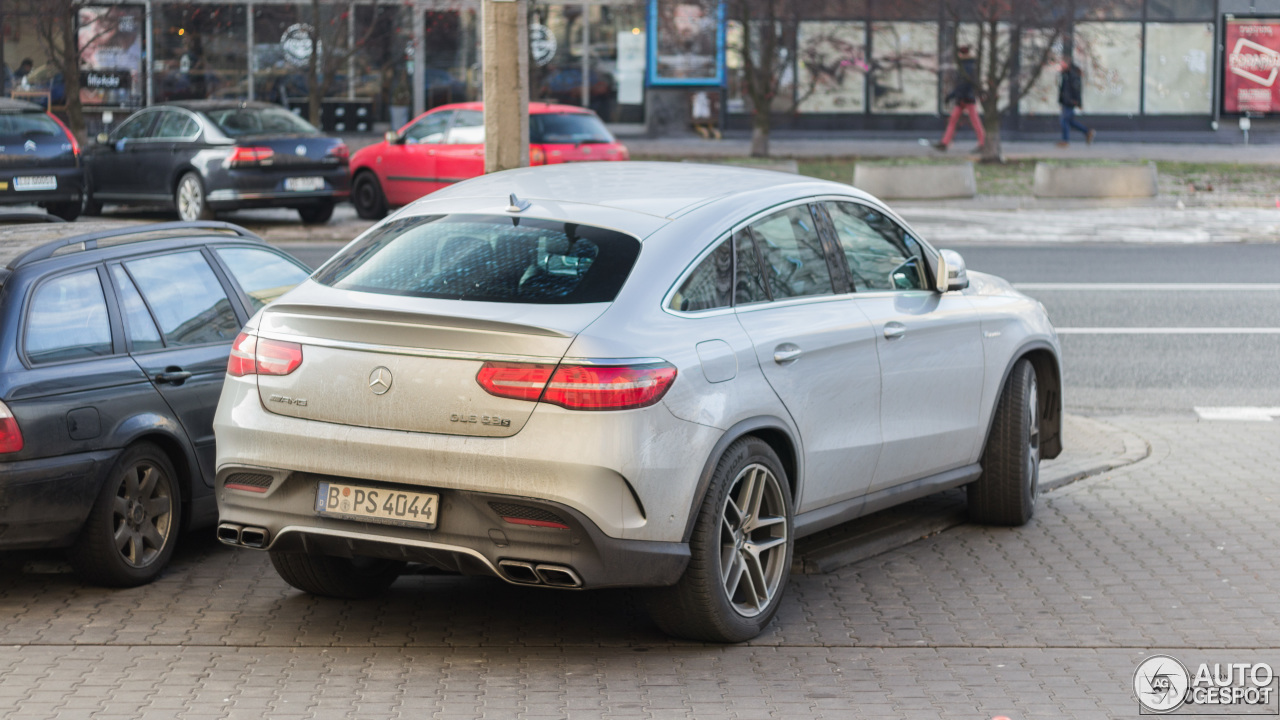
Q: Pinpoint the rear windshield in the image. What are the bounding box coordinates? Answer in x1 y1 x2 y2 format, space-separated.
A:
314 214 640 304
0 112 63 144
204 107 318 137
530 113 614 145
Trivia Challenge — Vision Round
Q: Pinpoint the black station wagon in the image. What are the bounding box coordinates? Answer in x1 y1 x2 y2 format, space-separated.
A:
0 221 309 585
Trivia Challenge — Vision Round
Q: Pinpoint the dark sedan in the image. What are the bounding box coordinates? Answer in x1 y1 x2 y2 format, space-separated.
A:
85 101 349 224
0 98 83 221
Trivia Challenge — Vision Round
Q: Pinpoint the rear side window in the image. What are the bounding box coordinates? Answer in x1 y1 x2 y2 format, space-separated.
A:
154 111 199 139
315 214 640 304
216 247 310 312
446 110 484 144
0 112 63 144
125 251 239 346
530 113 614 144
748 206 834 300
670 239 732 312
109 265 164 352
734 229 769 305
26 269 113 364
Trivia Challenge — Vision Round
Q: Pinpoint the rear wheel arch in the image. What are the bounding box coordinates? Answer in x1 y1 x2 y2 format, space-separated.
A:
116 426 199 524
170 164 200 198
682 416 802 543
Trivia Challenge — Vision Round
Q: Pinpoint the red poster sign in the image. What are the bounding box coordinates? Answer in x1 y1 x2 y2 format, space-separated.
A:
1224 19 1280 114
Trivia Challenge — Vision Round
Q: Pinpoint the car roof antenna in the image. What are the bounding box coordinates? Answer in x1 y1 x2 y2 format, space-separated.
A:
507 193 531 213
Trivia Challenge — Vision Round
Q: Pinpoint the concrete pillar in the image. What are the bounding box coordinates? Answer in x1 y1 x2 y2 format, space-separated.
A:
482 0 529 173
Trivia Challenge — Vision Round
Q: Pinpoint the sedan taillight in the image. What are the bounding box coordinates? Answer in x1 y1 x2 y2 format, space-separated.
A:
328 143 350 162
228 146 274 167
228 331 303 377
477 361 676 411
0 400 23 454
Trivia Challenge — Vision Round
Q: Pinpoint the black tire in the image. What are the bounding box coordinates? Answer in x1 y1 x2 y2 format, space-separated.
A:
83 197 103 216
647 437 794 643
175 172 214 221
67 442 181 587
352 171 387 220
46 200 81 222
297 200 335 225
270 551 405 599
968 358 1041 526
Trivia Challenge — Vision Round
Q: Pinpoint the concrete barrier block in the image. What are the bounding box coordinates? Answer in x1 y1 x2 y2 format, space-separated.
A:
853 163 977 200
1033 162 1158 198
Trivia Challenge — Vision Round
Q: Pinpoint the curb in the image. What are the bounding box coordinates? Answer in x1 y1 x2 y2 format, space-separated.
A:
792 414 1150 575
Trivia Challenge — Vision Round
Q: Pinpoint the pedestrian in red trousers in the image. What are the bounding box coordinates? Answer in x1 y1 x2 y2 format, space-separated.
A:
933 45 985 152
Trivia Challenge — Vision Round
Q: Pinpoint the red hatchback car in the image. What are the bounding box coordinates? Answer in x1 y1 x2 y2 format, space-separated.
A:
349 102 629 219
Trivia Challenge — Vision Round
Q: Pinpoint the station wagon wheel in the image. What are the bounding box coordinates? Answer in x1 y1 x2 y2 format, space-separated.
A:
175 172 214 221
68 442 181 587
648 436 794 642
969 358 1041 526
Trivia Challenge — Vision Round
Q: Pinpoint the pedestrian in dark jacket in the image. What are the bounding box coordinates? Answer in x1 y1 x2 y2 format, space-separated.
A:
1057 60 1095 147
933 46 984 152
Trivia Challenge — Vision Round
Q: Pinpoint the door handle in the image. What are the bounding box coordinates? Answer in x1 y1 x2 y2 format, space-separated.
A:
883 322 907 340
155 369 193 385
773 344 803 364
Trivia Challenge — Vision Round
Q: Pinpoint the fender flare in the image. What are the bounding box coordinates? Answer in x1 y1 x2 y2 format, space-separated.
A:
680 415 802 543
981 340 1064 461
112 412 202 503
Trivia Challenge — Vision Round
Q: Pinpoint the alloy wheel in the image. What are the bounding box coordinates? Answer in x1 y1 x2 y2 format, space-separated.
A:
111 460 175 568
177 177 203 221
719 463 789 618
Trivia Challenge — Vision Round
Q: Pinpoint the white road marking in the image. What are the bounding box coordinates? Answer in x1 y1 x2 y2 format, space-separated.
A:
1015 283 1280 291
1057 327 1280 335
1195 407 1280 421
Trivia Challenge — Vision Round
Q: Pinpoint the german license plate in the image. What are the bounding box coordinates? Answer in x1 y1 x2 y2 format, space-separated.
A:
14 175 56 191
315 482 439 529
284 176 325 192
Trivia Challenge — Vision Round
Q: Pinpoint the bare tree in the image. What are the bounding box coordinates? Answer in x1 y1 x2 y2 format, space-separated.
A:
301 0 384 127
25 0 87 136
726 0 798 157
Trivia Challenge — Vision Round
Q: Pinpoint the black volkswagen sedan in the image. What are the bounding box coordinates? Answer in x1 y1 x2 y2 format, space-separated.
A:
0 98 83 221
85 101 349 224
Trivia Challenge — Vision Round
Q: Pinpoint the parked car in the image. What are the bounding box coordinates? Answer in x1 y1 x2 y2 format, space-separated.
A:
0 98 83 222
349 101 628 219
0 220 310 586
84 101 350 224
212 163 1062 641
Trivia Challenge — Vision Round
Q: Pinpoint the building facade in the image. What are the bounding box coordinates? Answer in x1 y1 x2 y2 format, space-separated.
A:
1 0 1277 136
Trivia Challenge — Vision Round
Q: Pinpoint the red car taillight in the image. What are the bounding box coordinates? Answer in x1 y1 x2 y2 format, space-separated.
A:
530 146 546 166
477 361 677 411
48 113 79 156
0 400 23 454
328 143 350 162
228 146 275 167
227 331 303 377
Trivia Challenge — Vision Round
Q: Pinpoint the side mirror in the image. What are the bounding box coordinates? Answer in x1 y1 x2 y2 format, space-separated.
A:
384 130 402 144
940 249 969 291
95 132 110 145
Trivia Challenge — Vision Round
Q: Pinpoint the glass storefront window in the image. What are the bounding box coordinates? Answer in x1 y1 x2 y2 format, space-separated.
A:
953 22 1010 108
1075 22 1142 115
1017 28 1064 116
154 4 248 102
869 22 937 114
79 6 146 108
726 21 795 114
797 21 867 113
422 9 478 112
1148 0 1215 21
353 6 413 124
1144 22 1213 114
1078 0 1143 20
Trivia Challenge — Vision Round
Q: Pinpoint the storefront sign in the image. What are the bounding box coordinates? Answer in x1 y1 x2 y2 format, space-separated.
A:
78 6 144 106
1223 17 1280 114
648 0 724 86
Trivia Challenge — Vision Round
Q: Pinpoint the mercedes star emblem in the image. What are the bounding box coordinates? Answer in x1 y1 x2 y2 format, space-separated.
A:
368 367 393 395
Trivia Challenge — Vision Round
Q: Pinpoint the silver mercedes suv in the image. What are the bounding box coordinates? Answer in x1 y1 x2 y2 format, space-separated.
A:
213 162 1062 642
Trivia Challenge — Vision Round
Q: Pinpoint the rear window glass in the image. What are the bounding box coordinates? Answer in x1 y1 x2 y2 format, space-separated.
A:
315 214 640 304
205 107 318 137
531 113 614 144
0 112 64 144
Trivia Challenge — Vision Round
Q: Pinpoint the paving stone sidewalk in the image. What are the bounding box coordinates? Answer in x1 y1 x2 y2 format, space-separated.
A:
1 416 1277 719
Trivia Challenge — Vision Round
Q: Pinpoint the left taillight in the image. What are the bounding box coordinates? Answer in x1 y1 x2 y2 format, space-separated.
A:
0 400 23 454
228 146 275 167
228 331 303 377
477 361 677 411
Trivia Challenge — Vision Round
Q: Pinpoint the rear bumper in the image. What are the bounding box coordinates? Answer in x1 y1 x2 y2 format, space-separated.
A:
0 166 84 206
215 471 690 589
207 167 350 209
0 449 117 549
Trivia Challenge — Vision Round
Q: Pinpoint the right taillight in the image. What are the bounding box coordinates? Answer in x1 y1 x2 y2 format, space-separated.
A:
0 400 23 454
477 361 677 411
228 331 303 377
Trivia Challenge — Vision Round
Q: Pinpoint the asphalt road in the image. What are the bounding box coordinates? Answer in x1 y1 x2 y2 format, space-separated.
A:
273 240 1279 416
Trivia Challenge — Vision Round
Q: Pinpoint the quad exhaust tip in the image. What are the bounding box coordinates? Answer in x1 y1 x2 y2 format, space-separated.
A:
498 559 582 588
217 523 269 548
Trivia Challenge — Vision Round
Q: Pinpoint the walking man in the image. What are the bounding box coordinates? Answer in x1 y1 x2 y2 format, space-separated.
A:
1057 59 1096 147
934 46 984 152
